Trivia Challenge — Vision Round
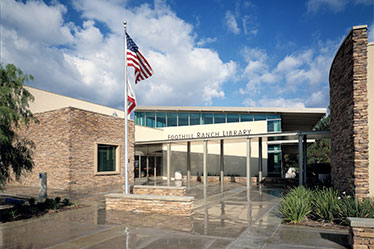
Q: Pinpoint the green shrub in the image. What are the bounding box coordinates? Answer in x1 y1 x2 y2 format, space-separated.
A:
63 198 70 206
338 196 374 224
279 187 313 223
54 197 61 204
311 187 340 222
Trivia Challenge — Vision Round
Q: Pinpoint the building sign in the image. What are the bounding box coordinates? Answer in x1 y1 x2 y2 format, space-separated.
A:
167 129 251 140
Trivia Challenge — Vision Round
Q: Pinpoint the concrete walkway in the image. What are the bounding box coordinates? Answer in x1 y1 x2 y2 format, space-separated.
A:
0 183 349 249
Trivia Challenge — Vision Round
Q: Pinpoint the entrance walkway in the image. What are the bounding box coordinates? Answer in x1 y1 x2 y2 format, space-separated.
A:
0 183 349 249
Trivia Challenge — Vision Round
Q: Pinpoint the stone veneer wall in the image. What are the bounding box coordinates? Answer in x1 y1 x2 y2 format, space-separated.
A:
348 218 374 249
329 25 369 199
133 185 186 196
13 107 134 192
105 193 194 216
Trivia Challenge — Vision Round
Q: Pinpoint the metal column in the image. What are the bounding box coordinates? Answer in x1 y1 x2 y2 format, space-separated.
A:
154 156 157 185
303 135 307 185
167 143 171 186
246 138 251 188
203 140 208 198
187 141 191 189
146 156 149 182
298 135 303 186
258 137 263 184
220 139 224 190
138 156 141 179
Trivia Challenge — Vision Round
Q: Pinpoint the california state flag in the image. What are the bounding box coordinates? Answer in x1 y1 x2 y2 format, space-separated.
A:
127 79 136 113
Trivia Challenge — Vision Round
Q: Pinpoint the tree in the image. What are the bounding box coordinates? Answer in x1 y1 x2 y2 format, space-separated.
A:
0 64 37 189
307 111 331 173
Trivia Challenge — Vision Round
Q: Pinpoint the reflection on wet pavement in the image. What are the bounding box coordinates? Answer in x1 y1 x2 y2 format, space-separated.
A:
0 183 349 249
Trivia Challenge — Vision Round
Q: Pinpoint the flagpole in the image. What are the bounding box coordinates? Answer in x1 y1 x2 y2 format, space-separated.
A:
123 21 129 195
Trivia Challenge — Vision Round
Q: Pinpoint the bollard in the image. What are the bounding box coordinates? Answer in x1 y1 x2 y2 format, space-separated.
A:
39 173 47 201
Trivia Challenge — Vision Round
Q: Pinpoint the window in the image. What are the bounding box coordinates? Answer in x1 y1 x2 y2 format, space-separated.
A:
227 114 239 123
135 112 146 126
214 113 226 124
96 144 119 174
254 114 266 121
178 113 189 126
167 113 178 127
267 114 281 120
268 120 281 132
190 113 200 125
240 114 253 122
146 112 155 128
202 113 213 124
156 112 166 127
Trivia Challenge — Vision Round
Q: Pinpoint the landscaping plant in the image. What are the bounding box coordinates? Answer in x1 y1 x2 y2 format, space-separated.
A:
338 195 374 224
311 187 340 222
279 186 313 223
280 186 374 226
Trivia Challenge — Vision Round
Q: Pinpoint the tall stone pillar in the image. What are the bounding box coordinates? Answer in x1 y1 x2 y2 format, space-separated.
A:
329 25 369 199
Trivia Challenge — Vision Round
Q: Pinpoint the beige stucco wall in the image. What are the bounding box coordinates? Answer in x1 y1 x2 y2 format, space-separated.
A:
368 43 374 197
135 125 164 141
26 86 125 118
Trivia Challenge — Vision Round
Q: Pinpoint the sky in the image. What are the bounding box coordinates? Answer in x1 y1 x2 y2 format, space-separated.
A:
1 0 374 110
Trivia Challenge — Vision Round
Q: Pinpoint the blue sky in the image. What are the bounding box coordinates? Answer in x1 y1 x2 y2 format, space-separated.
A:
1 0 373 110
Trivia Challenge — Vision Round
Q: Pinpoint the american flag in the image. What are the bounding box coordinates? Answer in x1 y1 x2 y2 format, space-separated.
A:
126 32 153 83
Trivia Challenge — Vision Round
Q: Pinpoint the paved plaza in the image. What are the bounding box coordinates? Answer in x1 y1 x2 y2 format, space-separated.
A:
0 182 349 249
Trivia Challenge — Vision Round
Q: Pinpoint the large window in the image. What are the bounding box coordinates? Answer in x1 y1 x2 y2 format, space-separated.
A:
202 113 213 124
135 111 282 128
227 114 239 123
135 112 146 126
156 112 166 127
178 113 189 126
146 112 155 128
268 144 282 176
254 114 267 121
97 144 118 173
268 120 281 132
240 114 253 122
214 113 226 124
167 113 178 127
190 113 200 125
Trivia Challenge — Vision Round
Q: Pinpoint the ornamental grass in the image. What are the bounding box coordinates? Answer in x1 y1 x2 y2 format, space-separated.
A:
279 186 374 225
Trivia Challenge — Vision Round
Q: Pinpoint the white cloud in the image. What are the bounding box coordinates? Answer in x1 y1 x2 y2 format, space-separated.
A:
1 0 237 108
258 97 306 108
306 0 349 13
240 39 338 108
242 96 306 108
305 87 329 107
225 11 240 34
242 98 256 107
196 37 217 47
1 0 74 45
241 15 258 36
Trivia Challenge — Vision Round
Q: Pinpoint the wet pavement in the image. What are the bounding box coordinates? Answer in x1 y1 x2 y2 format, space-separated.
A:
0 182 349 249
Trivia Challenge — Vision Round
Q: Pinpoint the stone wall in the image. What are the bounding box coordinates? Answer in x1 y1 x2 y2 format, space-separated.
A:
347 218 374 249
329 25 369 199
12 107 135 192
133 185 186 196
105 193 194 216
